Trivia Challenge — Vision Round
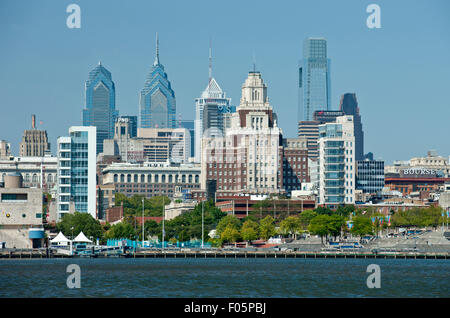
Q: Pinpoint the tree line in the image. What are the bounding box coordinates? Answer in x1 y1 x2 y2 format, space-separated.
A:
53 193 448 246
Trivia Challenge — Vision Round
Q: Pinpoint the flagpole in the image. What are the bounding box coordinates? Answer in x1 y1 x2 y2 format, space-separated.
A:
162 196 165 251
142 198 144 248
201 200 204 249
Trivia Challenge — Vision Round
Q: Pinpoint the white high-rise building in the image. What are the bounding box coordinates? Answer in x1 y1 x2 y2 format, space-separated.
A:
57 126 97 220
318 115 355 205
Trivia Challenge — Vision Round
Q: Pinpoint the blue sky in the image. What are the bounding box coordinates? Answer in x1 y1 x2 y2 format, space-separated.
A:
0 0 449 164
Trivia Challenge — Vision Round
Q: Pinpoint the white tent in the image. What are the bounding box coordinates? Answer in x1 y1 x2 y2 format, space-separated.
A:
50 232 71 245
73 231 92 243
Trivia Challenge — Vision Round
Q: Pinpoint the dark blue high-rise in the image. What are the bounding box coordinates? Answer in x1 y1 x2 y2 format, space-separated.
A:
139 33 176 129
82 62 118 154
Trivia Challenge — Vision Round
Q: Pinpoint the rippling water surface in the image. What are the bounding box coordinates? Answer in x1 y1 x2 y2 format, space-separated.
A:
0 258 448 297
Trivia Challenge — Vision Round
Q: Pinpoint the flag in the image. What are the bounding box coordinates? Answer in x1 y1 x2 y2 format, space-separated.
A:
386 215 391 226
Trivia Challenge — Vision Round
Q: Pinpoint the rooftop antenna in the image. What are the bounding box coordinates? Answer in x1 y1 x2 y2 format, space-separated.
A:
154 32 160 66
252 50 256 72
209 37 212 83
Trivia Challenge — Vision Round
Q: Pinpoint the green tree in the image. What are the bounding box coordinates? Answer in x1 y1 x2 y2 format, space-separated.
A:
114 193 171 217
105 222 136 240
336 204 355 218
216 215 241 238
314 206 333 215
259 215 276 240
298 209 317 230
279 216 300 239
143 220 160 239
241 219 259 243
56 212 104 242
252 199 271 219
327 214 346 240
221 224 241 243
308 215 330 244
350 216 373 240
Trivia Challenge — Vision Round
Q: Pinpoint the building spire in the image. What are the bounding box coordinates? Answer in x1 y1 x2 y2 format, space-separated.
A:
252 50 256 72
209 37 212 83
154 32 160 66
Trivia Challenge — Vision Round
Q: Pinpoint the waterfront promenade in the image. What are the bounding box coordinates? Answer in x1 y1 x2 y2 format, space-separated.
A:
1 247 449 260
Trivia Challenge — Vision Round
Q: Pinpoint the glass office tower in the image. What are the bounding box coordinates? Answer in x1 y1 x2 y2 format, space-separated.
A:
120 115 137 138
139 34 176 129
82 62 118 154
298 38 331 121
356 160 385 194
339 93 364 160
181 120 195 159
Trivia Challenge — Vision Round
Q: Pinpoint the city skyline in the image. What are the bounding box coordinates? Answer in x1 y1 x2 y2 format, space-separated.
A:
0 0 449 164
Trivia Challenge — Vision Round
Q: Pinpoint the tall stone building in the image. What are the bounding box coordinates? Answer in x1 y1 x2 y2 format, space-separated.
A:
19 115 50 157
0 140 11 159
298 111 344 160
103 118 191 164
201 70 283 195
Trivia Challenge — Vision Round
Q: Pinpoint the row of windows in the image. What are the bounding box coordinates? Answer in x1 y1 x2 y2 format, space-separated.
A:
113 174 199 184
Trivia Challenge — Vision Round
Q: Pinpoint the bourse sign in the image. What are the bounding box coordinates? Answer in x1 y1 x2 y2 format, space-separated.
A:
400 168 444 178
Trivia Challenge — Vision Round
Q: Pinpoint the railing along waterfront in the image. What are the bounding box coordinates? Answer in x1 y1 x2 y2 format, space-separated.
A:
0 248 448 260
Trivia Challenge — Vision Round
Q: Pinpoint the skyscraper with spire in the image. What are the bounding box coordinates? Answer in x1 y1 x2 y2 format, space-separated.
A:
139 33 176 129
194 40 232 162
82 62 117 154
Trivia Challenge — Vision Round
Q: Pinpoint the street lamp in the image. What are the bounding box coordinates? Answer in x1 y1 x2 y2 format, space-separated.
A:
181 224 184 243
162 196 165 251
70 226 74 256
142 198 145 248
202 200 204 249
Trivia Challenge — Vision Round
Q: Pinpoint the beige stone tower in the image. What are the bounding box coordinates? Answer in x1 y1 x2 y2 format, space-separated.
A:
19 115 50 157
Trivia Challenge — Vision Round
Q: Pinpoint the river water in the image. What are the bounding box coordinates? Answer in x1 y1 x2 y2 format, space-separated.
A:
0 258 448 297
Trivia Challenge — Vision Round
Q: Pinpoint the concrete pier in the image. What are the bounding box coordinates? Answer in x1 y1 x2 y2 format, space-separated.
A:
0 249 448 260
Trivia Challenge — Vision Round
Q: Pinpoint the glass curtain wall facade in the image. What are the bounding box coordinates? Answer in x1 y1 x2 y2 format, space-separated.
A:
139 35 176 129
339 93 364 160
194 78 232 163
298 38 331 121
356 160 385 193
82 62 117 154
181 120 195 159
120 116 137 138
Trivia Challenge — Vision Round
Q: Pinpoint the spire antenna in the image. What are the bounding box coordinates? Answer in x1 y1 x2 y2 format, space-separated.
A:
154 32 160 66
209 37 212 83
252 50 256 72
